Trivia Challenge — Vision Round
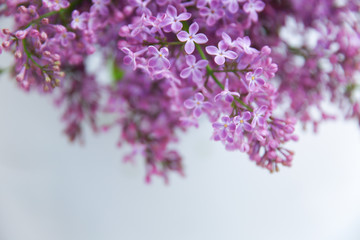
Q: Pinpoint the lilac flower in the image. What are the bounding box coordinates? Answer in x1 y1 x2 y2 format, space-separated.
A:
222 32 237 48
121 47 147 70
246 68 265 91
58 31 76 47
233 111 252 134
71 10 89 30
199 1 225 26
91 0 110 16
148 46 171 69
212 116 236 140
184 93 212 118
235 36 259 54
177 22 208 54
243 0 265 22
205 40 238 65
180 55 208 84
162 5 191 33
222 0 246 14
252 105 268 127
214 78 240 103
146 14 167 36
43 0 69 11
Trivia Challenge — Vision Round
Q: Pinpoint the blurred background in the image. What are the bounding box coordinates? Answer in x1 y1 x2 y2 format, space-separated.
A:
1 21 360 240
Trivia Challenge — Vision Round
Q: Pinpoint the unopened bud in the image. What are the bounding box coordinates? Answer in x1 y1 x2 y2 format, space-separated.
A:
41 18 49 25
2 29 11 35
18 5 27 13
40 32 47 41
15 50 22 59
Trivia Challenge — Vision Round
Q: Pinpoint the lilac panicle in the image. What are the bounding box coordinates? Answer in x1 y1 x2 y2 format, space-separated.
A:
5 0 360 182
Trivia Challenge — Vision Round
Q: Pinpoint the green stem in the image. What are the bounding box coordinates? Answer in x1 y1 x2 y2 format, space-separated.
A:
22 39 43 69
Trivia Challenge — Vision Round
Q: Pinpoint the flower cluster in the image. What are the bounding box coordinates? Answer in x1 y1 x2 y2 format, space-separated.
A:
1 0 359 182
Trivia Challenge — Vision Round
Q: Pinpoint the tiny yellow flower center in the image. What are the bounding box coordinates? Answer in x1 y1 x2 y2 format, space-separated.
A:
240 119 244 124
189 35 193 40
75 18 80 22
224 124 228 128
196 101 201 105
251 76 255 81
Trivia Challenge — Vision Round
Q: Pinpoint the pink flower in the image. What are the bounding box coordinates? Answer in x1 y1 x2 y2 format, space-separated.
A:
71 10 89 30
222 0 246 14
252 105 268 127
199 0 225 26
180 55 208 84
214 78 240 103
205 40 238 65
243 0 265 22
177 22 208 54
163 5 191 33
235 36 259 54
184 92 212 118
91 0 110 16
246 67 265 91
148 46 171 69
233 111 252 134
212 116 236 141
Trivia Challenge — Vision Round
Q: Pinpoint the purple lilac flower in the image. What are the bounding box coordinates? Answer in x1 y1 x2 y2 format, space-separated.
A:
199 1 225 26
71 10 89 30
246 67 265 91
233 111 252 134
205 40 238 65
214 78 240 103
121 47 147 70
58 31 76 47
252 105 268 127
177 22 208 54
243 0 265 22
212 116 236 141
184 93 212 118
42 0 69 11
222 0 246 14
222 32 237 48
180 55 208 84
148 46 171 69
162 5 191 33
235 36 259 54
91 0 110 16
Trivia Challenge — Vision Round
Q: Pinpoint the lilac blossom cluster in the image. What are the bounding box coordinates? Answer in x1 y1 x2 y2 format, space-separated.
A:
0 0 359 182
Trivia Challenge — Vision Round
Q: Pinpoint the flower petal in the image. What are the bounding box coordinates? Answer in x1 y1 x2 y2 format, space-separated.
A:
193 33 208 44
189 22 199 35
184 40 195 54
205 46 219 55
177 31 189 42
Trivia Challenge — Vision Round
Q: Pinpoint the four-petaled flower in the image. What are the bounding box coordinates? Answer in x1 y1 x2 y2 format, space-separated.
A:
199 0 225 26
214 78 240 103
205 40 238 65
177 22 208 54
234 111 252 134
212 116 236 141
180 55 208 84
148 46 171 69
222 0 246 14
91 0 110 16
235 36 259 54
163 5 191 33
243 0 265 22
252 105 268 127
246 67 265 91
71 10 89 30
184 92 212 118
